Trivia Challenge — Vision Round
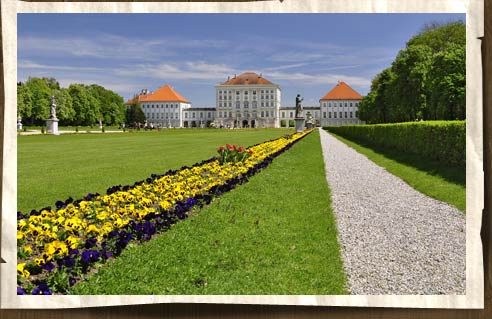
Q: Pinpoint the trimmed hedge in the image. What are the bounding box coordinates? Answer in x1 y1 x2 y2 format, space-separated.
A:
324 121 465 166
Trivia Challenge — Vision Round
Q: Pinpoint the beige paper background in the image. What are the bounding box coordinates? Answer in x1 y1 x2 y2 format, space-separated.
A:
0 0 484 309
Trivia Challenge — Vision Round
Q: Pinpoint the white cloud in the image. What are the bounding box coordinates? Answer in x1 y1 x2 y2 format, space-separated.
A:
264 63 309 72
18 34 229 61
18 60 101 72
268 71 371 87
114 62 237 82
268 52 327 63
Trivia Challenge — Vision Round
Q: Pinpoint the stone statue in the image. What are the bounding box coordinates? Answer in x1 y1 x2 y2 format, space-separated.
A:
295 94 304 118
17 115 22 130
50 95 57 119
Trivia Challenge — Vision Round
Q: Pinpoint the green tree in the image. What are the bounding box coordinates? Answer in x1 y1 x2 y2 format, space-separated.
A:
17 82 33 121
25 77 51 125
391 44 433 121
408 20 465 52
88 84 126 126
68 84 100 126
125 99 146 126
426 44 466 120
361 20 465 124
53 88 75 124
42 77 61 91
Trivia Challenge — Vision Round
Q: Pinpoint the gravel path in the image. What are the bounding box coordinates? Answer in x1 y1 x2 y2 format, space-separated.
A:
319 129 466 295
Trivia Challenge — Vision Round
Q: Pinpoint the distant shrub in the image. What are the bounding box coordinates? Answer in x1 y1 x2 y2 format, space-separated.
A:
41 127 45 134
324 121 465 166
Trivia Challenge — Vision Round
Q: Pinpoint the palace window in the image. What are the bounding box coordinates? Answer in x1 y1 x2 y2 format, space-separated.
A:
334 112 337 118
339 112 342 118
252 101 257 108
185 113 188 119
244 101 249 108
290 112 293 118
261 111 265 117
329 112 332 118
323 112 326 118
236 102 240 109
200 113 203 118
350 112 353 118
345 112 347 118
282 112 285 118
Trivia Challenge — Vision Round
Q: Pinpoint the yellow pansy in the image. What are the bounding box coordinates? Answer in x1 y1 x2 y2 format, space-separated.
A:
23 245 33 255
17 263 30 278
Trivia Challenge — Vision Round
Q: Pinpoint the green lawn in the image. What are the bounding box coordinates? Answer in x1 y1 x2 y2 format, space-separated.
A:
328 132 465 212
71 130 348 295
18 129 294 213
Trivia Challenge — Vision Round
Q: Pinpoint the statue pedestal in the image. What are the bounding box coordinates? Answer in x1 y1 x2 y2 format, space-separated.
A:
46 118 59 135
294 118 305 133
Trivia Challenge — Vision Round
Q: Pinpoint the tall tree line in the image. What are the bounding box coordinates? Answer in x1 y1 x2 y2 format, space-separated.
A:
358 21 465 124
17 77 127 126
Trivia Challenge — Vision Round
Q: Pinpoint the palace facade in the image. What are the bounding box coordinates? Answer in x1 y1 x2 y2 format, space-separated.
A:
126 73 363 128
214 72 281 128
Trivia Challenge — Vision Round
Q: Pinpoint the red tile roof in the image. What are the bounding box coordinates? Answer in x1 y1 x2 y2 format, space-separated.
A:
221 72 274 85
126 85 190 104
320 82 363 100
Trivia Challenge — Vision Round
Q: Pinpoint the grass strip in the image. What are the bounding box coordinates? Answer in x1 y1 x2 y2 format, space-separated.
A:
72 130 347 295
328 131 465 212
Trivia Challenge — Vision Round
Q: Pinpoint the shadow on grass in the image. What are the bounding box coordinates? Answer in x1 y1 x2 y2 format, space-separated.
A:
330 133 465 187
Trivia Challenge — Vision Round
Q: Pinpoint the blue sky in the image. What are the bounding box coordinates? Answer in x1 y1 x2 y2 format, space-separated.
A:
18 13 464 107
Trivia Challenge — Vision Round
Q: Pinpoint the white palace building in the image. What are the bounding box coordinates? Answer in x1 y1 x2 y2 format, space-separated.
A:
126 72 364 128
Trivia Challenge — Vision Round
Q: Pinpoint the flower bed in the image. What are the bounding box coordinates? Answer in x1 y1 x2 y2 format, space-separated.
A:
17 130 312 294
